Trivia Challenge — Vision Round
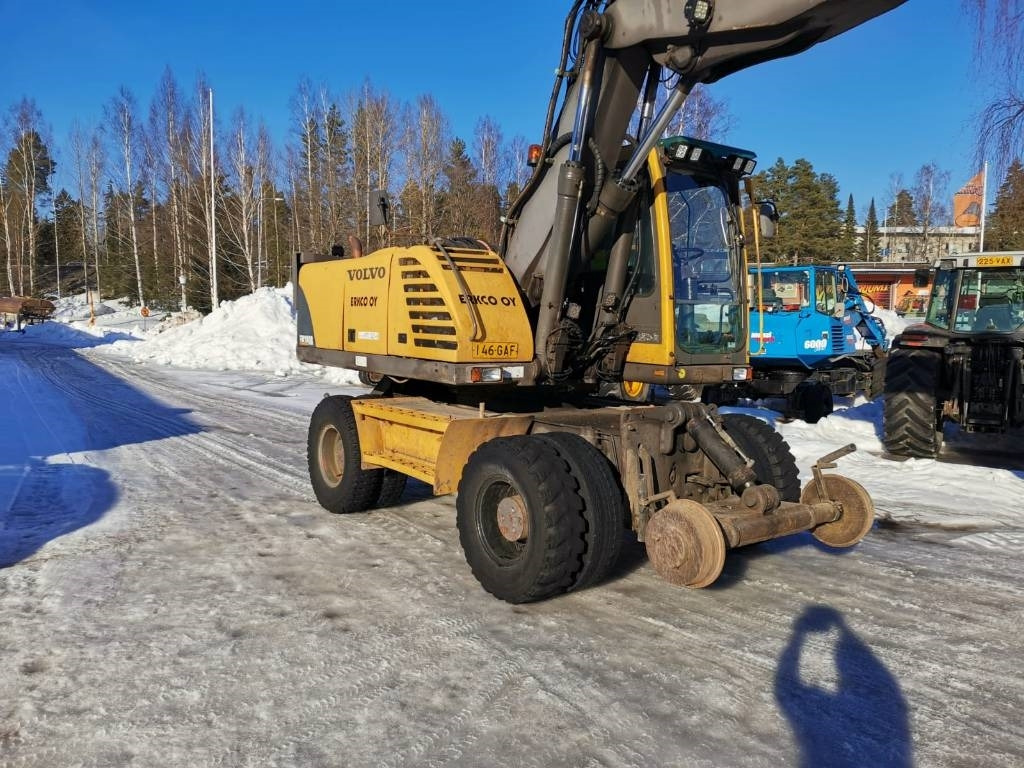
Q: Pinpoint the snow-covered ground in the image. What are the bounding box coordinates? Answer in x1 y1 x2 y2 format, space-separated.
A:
2 291 1022 766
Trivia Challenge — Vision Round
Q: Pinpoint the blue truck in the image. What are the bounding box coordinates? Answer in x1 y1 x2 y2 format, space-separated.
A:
703 264 889 421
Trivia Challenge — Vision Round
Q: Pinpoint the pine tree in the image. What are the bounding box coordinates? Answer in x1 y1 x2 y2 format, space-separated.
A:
840 194 857 261
886 189 918 226
988 159 1024 250
439 137 479 237
862 198 882 261
751 158 841 263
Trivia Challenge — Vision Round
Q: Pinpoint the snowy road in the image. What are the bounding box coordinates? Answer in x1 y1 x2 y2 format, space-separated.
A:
2 339 1023 767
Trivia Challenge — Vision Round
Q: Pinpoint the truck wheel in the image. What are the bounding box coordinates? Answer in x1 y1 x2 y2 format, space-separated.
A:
377 470 408 507
722 413 801 503
883 349 943 458
307 395 383 513
793 382 833 423
536 432 626 591
869 355 888 401
358 371 383 388
456 436 585 603
599 380 652 402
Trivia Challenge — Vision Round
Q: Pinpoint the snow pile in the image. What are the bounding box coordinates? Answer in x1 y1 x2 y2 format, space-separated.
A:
102 286 359 384
874 307 911 344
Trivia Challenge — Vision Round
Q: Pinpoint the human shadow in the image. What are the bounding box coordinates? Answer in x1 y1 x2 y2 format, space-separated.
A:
775 604 913 768
1 341 201 566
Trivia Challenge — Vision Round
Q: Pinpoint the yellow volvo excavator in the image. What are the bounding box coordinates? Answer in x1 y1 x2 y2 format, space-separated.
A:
295 0 906 603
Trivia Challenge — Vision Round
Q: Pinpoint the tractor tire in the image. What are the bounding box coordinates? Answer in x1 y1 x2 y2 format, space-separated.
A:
883 348 944 458
307 395 383 513
456 436 586 603
536 432 627 591
722 413 801 503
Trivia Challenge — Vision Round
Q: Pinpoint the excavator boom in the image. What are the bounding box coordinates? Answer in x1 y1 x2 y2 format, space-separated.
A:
502 0 906 378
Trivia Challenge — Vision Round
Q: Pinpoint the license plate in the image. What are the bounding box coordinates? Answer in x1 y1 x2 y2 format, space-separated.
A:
978 256 1014 266
473 342 519 359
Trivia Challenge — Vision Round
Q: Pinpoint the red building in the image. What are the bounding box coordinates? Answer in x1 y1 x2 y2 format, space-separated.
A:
848 262 932 314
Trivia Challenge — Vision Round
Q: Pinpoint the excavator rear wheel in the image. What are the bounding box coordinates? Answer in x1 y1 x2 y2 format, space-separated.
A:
307 395 383 514
801 474 875 548
645 500 726 588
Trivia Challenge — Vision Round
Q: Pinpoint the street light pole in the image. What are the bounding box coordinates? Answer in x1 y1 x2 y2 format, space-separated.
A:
53 202 62 299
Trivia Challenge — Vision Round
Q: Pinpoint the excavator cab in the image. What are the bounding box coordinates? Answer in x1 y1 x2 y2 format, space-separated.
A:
613 137 758 396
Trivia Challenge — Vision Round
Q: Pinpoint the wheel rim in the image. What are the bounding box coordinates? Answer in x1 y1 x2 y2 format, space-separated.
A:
622 380 647 399
318 425 344 488
645 499 726 588
477 478 528 563
803 475 875 548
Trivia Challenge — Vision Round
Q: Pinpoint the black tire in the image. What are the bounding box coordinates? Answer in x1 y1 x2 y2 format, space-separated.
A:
377 470 408 507
307 395 383 513
456 436 585 603
793 381 833 423
702 385 740 407
598 380 652 402
722 413 801 503
358 370 383 388
536 432 627 591
868 354 888 401
883 349 943 458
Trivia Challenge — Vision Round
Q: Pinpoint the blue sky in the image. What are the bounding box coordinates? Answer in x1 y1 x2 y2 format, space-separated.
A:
0 1 988 219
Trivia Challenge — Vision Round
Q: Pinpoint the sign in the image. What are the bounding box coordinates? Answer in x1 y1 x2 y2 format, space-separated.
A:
977 256 1014 267
472 342 519 359
140 306 150 317
953 171 984 227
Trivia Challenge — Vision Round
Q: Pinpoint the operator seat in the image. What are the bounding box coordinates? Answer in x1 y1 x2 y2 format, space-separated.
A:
973 302 1013 331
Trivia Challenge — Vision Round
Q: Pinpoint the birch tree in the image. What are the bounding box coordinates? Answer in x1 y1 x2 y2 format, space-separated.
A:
911 163 951 260
402 95 448 241
5 99 55 295
0 129 14 294
106 87 145 307
966 1 1024 168
151 68 191 309
69 124 96 302
189 78 219 309
351 81 397 248
223 108 263 292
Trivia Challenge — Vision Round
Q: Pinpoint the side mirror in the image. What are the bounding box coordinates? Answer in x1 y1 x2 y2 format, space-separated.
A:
369 190 390 228
758 201 779 239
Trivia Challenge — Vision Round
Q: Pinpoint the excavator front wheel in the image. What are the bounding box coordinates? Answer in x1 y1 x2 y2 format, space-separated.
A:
801 474 875 548
645 500 726 588
619 380 652 402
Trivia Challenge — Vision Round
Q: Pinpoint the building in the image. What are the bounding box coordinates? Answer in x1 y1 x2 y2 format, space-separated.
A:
846 262 932 313
859 225 982 263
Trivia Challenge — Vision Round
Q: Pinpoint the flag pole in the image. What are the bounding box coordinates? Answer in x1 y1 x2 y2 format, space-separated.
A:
979 161 988 252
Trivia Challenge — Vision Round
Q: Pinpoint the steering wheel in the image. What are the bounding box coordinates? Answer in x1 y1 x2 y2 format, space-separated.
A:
673 246 705 262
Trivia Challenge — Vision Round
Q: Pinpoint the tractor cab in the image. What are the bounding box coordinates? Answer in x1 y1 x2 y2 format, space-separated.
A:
924 254 1024 334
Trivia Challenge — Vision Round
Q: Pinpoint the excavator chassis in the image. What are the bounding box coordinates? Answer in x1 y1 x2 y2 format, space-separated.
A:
307 392 873 602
